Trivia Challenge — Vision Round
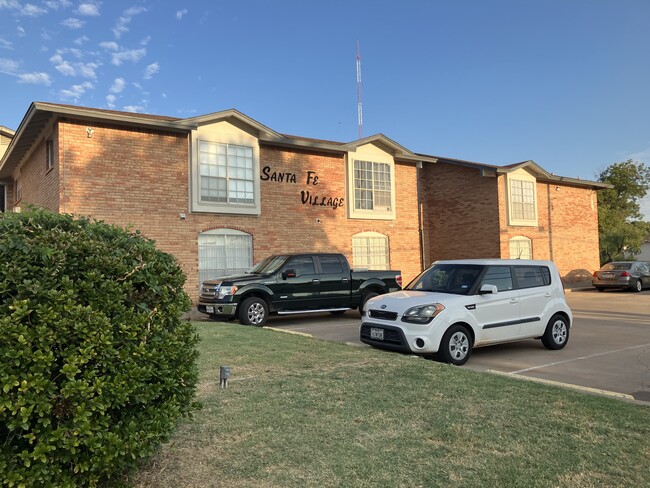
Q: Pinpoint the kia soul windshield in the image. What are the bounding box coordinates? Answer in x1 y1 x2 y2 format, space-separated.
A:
407 264 484 295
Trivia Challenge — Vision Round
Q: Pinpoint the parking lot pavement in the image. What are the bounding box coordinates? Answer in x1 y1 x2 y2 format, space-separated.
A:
260 288 650 404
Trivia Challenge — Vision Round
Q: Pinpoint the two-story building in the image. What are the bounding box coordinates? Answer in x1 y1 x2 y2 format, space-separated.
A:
0 102 609 300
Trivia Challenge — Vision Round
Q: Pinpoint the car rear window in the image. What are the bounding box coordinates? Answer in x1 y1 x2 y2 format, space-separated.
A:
514 266 550 289
602 263 632 271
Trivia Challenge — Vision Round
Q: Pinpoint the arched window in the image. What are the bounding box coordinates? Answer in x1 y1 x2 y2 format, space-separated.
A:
352 232 390 270
509 236 532 260
198 229 252 285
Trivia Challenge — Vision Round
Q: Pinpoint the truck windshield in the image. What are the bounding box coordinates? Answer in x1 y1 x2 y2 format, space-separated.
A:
249 256 287 275
406 264 484 295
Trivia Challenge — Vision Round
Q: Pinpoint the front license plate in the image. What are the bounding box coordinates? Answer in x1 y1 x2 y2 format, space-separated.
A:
206 306 215 313
370 327 384 340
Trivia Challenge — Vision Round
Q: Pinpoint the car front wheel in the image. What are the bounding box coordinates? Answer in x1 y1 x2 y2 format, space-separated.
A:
541 314 569 350
438 324 472 366
238 297 269 327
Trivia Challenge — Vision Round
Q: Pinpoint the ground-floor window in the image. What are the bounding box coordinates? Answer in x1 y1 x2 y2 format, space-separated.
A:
352 232 390 270
509 236 532 260
198 229 253 285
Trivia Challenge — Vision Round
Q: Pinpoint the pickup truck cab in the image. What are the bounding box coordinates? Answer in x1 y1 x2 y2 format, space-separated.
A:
198 253 401 327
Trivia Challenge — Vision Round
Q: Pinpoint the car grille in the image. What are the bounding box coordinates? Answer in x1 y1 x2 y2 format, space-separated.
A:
368 309 398 321
360 324 407 349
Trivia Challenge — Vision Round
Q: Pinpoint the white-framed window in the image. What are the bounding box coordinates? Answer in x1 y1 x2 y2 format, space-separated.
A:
352 232 390 270
198 229 253 285
507 171 538 226
199 142 254 205
509 236 532 260
190 123 261 216
15 180 22 203
353 160 392 211
46 139 54 171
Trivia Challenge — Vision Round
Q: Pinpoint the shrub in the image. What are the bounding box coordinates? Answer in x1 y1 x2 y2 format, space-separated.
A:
0 210 199 487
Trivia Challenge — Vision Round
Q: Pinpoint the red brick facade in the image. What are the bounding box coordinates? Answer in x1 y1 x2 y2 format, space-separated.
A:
1 104 605 300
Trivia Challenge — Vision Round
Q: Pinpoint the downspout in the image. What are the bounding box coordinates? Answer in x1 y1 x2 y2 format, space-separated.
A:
61 119 66 213
416 161 425 270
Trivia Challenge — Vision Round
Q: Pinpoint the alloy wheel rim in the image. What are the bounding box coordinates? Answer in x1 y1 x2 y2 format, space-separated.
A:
248 303 265 325
552 321 567 344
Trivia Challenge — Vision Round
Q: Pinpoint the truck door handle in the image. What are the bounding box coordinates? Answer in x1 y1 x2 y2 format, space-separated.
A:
341 278 349 283
312 279 320 284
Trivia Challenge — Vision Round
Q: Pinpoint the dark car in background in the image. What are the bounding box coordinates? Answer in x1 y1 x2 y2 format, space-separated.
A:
592 261 650 292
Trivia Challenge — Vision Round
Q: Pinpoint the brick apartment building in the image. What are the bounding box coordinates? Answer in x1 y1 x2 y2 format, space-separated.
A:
0 102 609 300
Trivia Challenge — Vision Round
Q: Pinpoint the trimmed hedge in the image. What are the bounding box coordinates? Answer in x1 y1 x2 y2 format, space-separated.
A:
0 210 199 487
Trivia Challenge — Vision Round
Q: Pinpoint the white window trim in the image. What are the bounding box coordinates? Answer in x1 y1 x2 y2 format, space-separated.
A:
190 129 261 215
352 231 390 270
509 236 533 260
346 149 396 221
46 139 54 171
507 172 538 227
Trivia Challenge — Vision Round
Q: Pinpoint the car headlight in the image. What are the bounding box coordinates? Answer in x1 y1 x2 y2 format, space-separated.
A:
217 285 238 299
401 304 445 324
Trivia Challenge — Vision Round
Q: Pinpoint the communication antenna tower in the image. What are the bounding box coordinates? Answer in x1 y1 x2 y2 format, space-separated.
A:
356 40 363 139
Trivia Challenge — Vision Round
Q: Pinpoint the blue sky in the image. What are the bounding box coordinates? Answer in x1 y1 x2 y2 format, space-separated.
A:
1 0 649 217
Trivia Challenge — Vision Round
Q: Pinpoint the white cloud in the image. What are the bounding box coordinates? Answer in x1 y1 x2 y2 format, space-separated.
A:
59 81 93 100
0 37 12 50
0 57 19 73
0 1 21 10
109 77 126 93
140 36 151 46
62 17 85 28
17 26 25 36
176 9 187 20
19 72 52 85
77 2 100 16
55 60 76 75
113 6 147 38
49 50 99 78
20 3 47 16
74 35 90 45
143 62 159 79
111 48 146 66
162 92 167 98
99 41 119 51
106 94 116 108
123 105 145 113
45 0 72 9
626 147 650 164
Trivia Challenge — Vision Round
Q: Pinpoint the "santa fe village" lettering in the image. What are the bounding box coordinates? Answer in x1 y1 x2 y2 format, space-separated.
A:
261 166 344 210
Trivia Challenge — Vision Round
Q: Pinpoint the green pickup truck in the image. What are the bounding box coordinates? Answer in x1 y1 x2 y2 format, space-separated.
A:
197 253 402 326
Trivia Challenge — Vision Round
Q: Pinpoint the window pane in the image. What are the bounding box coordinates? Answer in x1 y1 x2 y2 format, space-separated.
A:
509 237 532 259
198 231 253 285
514 266 545 289
200 141 255 205
480 266 513 292
510 180 535 221
320 255 343 274
352 234 389 270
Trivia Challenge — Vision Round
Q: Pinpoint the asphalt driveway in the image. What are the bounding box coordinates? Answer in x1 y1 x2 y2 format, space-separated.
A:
261 288 650 404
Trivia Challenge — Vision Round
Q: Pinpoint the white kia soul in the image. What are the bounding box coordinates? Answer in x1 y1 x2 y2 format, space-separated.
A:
360 259 572 365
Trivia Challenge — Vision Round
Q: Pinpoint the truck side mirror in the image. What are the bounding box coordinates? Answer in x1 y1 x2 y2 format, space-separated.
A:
282 269 297 280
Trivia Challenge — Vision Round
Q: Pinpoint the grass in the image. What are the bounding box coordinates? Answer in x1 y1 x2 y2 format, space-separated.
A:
129 322 650 488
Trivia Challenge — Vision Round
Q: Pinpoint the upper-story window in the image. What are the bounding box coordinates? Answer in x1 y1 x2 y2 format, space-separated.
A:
354 160 392 211
199 142 254 205
347 144 396 220
190 122 261 216
46 139 54 172
507 171 538 226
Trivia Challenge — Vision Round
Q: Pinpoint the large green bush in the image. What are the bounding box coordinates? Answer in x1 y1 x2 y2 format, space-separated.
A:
0 210 199 487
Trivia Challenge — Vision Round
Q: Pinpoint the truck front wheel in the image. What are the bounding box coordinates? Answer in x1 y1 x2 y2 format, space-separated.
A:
238 297 269 327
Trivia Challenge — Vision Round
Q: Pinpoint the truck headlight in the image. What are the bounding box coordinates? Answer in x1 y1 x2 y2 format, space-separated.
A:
217 285 238 299
401 304 445 324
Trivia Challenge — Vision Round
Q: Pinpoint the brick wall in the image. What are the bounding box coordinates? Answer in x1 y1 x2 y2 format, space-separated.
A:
419 162 501 264
13 124 59 212
55 121 422 300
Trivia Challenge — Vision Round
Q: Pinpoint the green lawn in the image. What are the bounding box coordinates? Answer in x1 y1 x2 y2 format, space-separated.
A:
129 322 650 488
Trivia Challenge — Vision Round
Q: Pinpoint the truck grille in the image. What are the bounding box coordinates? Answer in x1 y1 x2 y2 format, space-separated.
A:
368 309 398 321
200 284 220 299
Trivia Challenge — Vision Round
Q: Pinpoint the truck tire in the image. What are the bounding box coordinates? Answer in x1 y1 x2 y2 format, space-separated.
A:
359 291 379 315
238 297 269 327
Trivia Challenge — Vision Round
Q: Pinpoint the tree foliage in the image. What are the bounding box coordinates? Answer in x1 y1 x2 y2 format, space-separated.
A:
0 210 199 487
597 160 650 263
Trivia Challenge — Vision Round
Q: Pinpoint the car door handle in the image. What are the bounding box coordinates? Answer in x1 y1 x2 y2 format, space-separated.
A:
544 292 552 297
509 298 518 304
312 279 320 284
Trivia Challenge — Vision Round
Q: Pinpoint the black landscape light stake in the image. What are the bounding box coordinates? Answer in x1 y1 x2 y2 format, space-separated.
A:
220 366 231 389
